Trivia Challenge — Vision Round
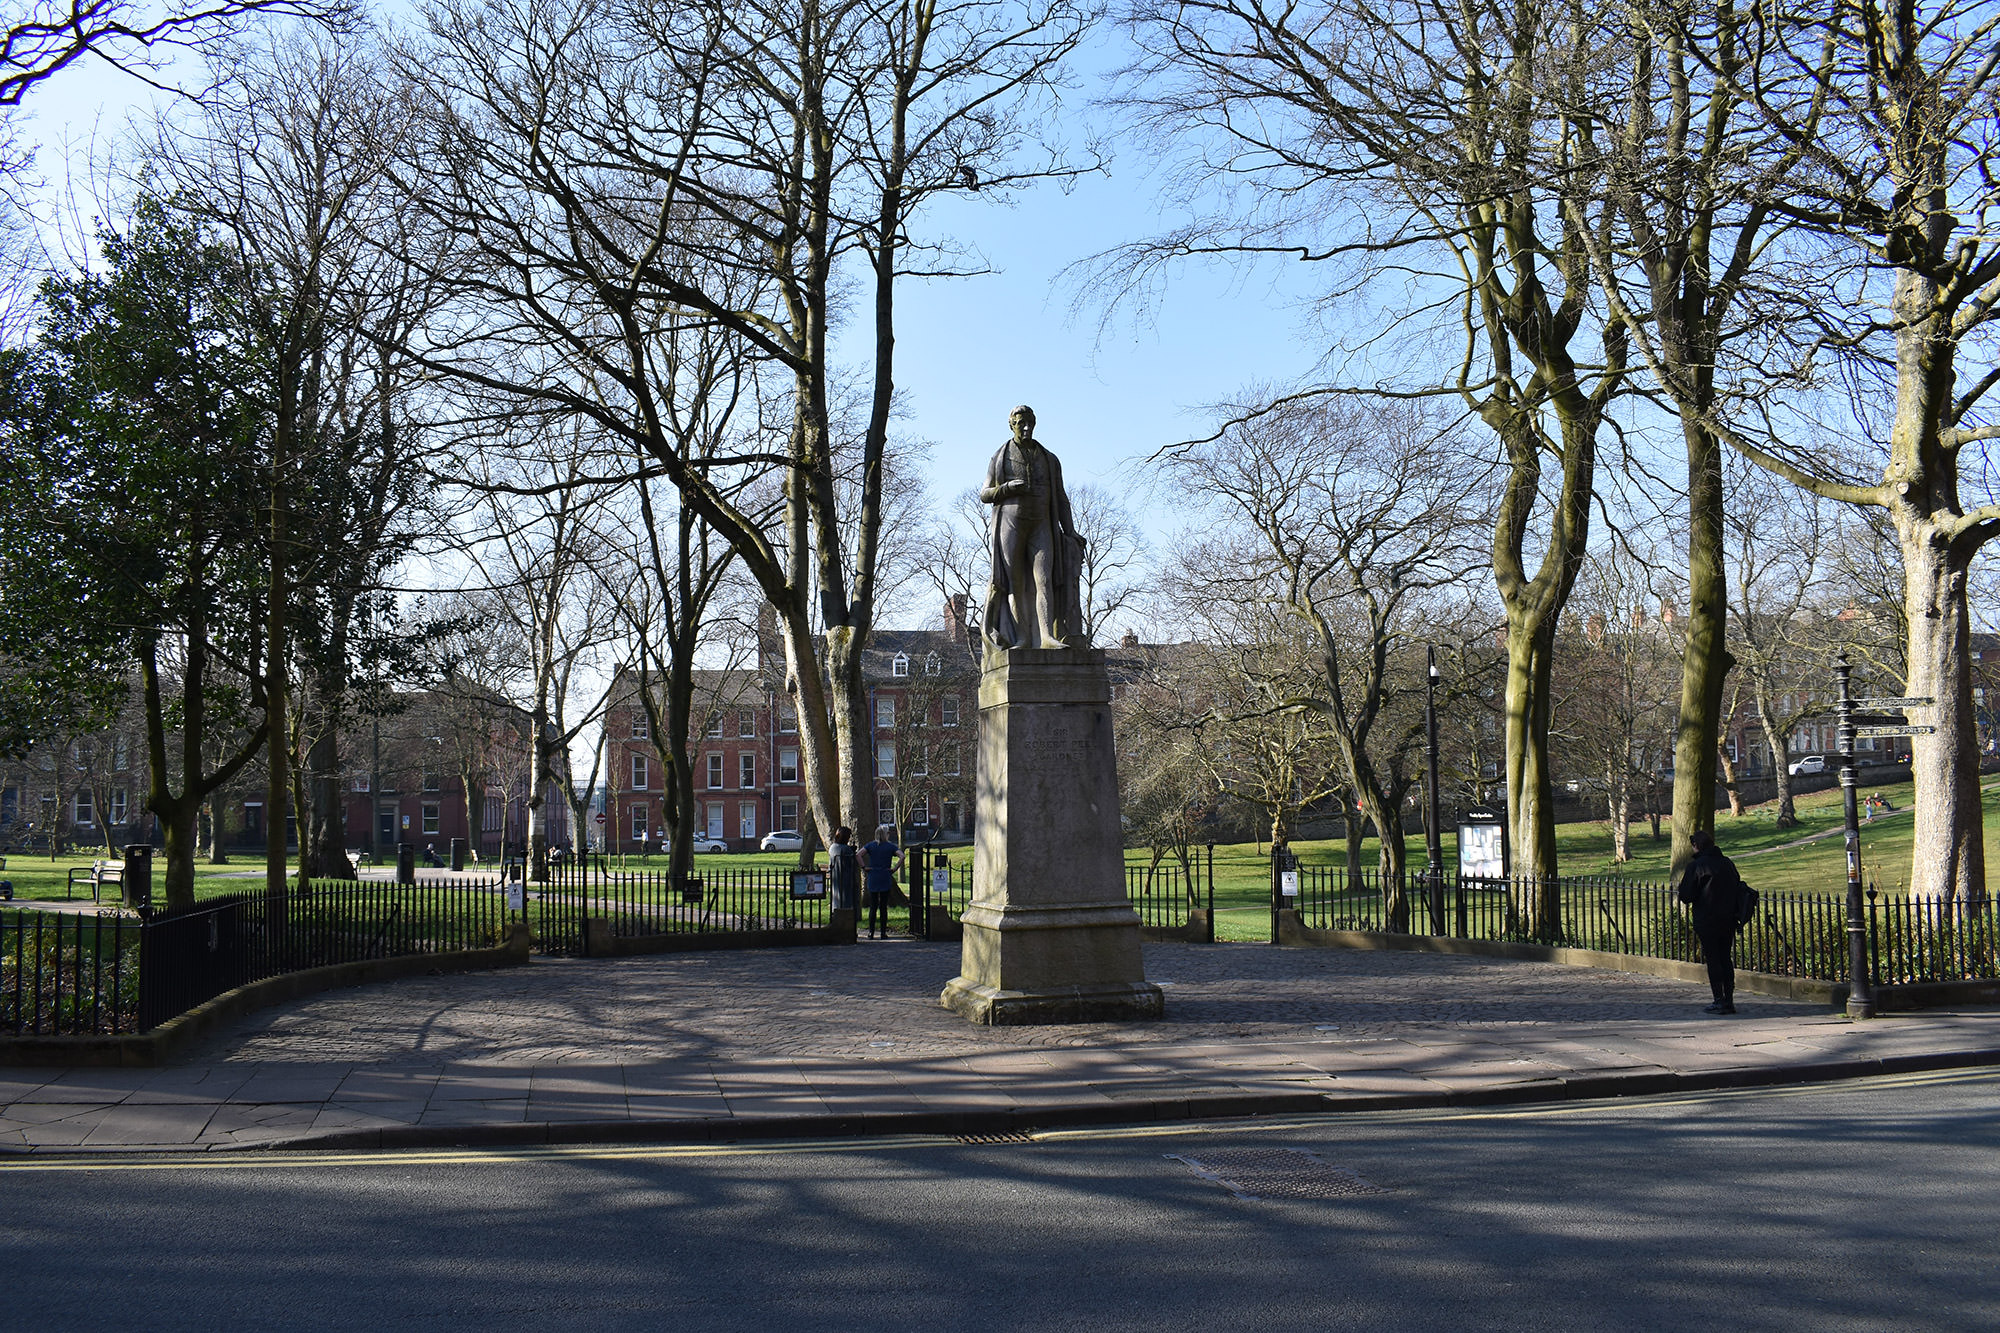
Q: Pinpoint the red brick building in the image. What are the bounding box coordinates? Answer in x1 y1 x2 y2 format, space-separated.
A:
599 600 983 851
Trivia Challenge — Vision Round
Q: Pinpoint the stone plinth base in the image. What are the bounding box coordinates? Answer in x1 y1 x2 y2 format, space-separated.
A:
941 647 1161 1026
940 976 1164 1026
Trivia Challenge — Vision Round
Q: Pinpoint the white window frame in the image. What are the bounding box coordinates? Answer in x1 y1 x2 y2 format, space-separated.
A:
911 745 928 777
422 803 441 835
739 709 755 738
739 753 757 789
892 652 910 677
632 753 649 790
778 798 799 833
943 744 960 777
631 714 650 741
72 790 92 825
707 713 724 737
706 803 724 839
909 795 929 825
876 697 895 729
779 748 799 784
109 788 127 825
779 705 797 734
942 799 962 831
876 741 896 778
941 695 959 727
630 803 649 841
739 802 757 839
925 652 941 675
707 753 724 789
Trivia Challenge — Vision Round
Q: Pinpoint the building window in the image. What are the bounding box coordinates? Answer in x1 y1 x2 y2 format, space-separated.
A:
706 803 724 839
909 796 929 825
632 754 649 790
707 713 724 737
352 774 371 793
943 744 961 776
925 652 941 675
485 795 502 832
734 709 752 738
739 803 757 839
942 799 962 830
630 804 648 842
631 714 650 740
911 745 928 777
779 747 799 784
779 704 797 734
876 697 895 729
707 753 724 789
109 789 127 825
72 791 92 825
877 792 895 828
778 798 799 832
892 652 909 677
113 735 130 769
941 695 959 727
740 753 756 789
423 803 440 835
876 742 896 778
423 768 441 793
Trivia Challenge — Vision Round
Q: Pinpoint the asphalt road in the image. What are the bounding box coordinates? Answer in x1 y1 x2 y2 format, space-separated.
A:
6 1069 1996 1331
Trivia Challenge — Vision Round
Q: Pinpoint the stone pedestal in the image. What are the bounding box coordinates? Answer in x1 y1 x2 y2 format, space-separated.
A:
940 648 1163 1025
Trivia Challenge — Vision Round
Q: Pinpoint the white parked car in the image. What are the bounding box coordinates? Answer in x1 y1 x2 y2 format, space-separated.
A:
759 830 804 853
671 837 730 854
1788 755 1827 776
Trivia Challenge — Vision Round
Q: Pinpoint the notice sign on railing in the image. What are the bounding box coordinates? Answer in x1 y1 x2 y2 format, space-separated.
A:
932 865 950 896
505 883 525 912
791 871 827 900
1281 870 1300 897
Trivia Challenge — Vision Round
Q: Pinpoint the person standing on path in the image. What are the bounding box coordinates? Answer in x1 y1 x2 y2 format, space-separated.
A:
860 826 901 939
826 826 859 918
1676 829 1748 1014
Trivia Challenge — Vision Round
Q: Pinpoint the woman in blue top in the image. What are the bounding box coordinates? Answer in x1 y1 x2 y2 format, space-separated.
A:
859 825 901 939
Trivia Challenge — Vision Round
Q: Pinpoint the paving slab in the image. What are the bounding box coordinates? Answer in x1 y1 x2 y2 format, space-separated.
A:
3 940 1998 1152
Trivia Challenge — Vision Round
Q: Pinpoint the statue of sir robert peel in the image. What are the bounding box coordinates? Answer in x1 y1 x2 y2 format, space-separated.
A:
981 406 1087 651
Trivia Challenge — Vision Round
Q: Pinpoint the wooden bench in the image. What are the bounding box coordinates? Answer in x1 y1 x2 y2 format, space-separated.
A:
67 859 125 902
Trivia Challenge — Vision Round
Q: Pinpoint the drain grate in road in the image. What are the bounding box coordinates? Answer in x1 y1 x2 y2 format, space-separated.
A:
957 1130 1038 1145
1166 1148 1389 1201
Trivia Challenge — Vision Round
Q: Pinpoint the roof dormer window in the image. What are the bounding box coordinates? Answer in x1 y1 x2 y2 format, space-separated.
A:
892 652 910 677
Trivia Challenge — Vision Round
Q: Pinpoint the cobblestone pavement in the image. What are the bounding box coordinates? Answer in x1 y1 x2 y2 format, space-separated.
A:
183 939 1822 1063
5 940 1997 1152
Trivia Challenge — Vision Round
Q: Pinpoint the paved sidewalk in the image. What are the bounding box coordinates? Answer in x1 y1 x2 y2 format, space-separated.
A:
4 940 1997 1153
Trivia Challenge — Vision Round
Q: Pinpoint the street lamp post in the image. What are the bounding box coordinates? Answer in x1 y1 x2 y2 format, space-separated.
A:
1425 647 1445 934
1835 652 1872 1018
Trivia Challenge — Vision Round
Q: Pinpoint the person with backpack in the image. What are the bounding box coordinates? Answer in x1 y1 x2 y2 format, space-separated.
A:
1676 829 1751 1015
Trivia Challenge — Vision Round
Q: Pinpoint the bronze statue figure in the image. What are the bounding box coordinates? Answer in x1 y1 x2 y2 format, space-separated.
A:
981 405 1087 651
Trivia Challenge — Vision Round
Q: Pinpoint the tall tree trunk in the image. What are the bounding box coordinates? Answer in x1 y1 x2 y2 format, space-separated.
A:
1899 522 1984 904
1503 616 1561 937
1716 741 1744 817
1672 424 1733 870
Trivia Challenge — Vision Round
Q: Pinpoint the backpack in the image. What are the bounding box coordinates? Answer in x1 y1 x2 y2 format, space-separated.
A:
1736 883 1760 931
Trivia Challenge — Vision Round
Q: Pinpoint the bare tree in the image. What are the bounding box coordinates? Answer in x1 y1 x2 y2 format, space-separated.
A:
394 0 1093 853
1163 395 1492 925
1109 0 1631 935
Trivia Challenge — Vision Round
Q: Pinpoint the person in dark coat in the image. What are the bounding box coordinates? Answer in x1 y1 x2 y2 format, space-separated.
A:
826 826 859 916
1676 829 1747 1014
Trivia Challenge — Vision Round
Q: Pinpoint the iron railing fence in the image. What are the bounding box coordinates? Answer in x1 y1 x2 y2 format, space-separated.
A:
136 877 514 1029
1286 866 2000 986
3 876 515 1037
532 858 835 950
2 910 140 1035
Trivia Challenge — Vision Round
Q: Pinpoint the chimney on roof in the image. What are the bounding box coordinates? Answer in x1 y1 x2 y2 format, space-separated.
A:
1121 629 1140 649
1660 597 1676 626
757 603 780 672
1586 614 1606 645
944 594 968 644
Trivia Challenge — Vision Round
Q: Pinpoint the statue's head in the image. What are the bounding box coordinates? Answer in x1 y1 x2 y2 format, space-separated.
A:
1009 405 1036 441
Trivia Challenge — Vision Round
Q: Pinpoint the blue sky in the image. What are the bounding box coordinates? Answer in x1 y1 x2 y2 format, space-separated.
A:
18 25 1329 535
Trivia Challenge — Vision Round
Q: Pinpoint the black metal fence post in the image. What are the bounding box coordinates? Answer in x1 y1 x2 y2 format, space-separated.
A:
907 845 927 938
396 841 415 887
